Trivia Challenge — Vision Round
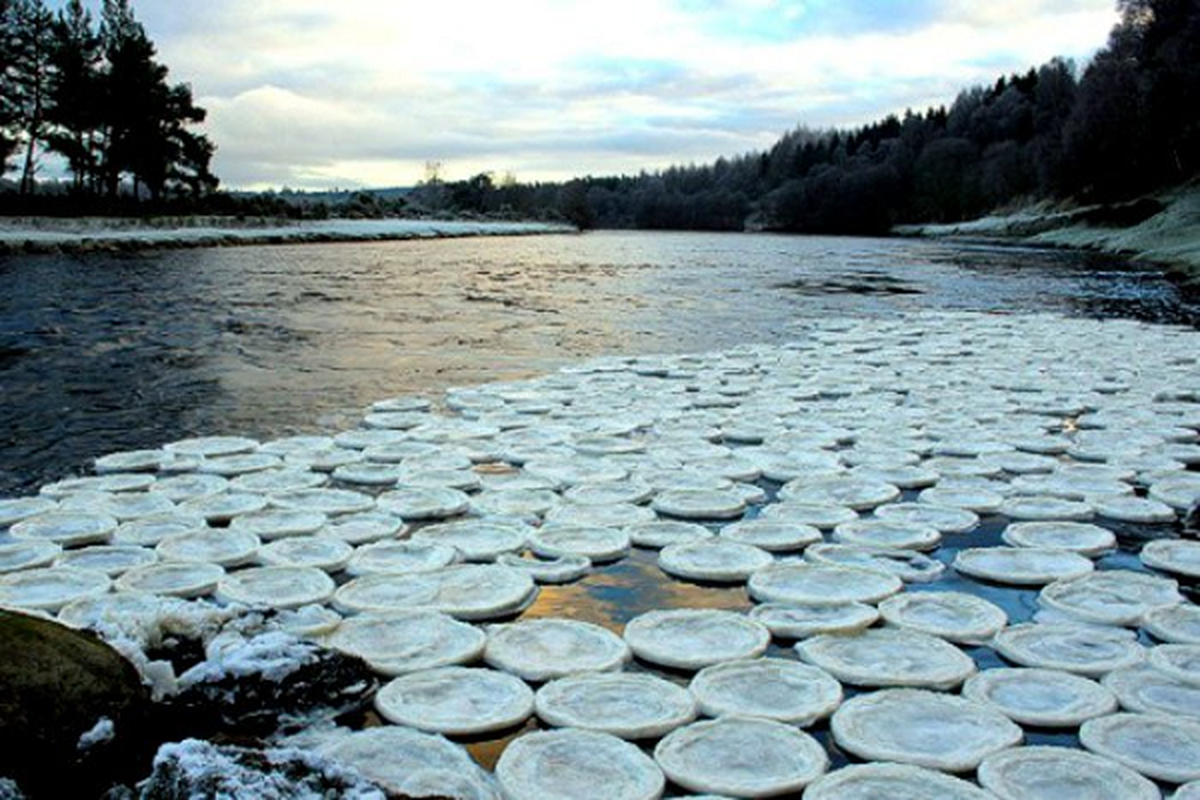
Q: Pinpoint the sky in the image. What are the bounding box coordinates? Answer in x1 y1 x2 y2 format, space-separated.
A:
80 0 1122 190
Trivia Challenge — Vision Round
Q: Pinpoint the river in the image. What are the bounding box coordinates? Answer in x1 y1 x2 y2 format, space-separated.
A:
1 230 1194 497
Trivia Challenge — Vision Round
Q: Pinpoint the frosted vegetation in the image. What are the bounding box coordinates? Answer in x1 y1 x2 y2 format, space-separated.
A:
1 309 1199 796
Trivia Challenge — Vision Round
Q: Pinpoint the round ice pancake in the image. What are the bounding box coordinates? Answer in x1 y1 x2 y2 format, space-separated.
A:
654 717 828 797
564 480 654 506
917 486 1003 514
410 520 528 562
718 519 822 552
0 540 61 573
215 566 335 609
496 728 663 800
270 488 375 516
180 492 268 524
485 618 629 681
1080 712 1200 783
805 543 946 583
831 688 1022 772
0 496 58 528
991 623 1145 676
156 528 261 567
0 567 110 612
998 496 1093 521
879 591 1007 643
345 540 458 577
114 561 224 598
54 545 158 577
315 726 497 799
796 628 976 690
333 564 534 620
1092 495 1176 524
164 435 259 458
374 666 533 735
111 514 208 547
873 502 979 533
1147 643 1200 686
470 489 560 519
1143 603 1200 644
1001 521 1116 556
1038 570 1182 626
1140 538 1200 579
748 601 879 638
624 609 769 670
832 519 942 551
806 762 994 800
962 667 1117 727
529 526 631 562
651 488 747 520
535 672 696 739
977 746 1159 800
624 520 713 549
749 562 902 605
779 476 899 510
953 547 1094 586
9 511 117 546
328 610 485 675
657 539 772 582
257 536 353 571
1101 663 1200 719
496 553 590 583
320 511 405 544
228 510 326 540
689 658 842 725
228 469 325 495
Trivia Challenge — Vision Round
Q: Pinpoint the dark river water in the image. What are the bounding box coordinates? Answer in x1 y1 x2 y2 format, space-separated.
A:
1 230 1194 497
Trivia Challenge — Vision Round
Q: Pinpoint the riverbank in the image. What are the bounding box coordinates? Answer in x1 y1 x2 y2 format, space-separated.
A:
0 217 576 254
895 184 1200 292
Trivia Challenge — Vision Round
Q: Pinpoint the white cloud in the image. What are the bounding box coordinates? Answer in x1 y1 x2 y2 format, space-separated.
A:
118 0 1121 189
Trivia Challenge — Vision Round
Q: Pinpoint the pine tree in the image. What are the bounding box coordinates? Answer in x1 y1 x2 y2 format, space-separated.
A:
7 0 54 193
0 0 17 175
46 0 102 192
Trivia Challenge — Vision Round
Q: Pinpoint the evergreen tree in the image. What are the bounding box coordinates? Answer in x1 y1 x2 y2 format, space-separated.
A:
46 0 102 192
7 0 54 193
0 0 17 174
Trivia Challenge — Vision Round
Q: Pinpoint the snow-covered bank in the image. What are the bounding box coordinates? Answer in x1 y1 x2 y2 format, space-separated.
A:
0 217 576 254
896 185 1200 290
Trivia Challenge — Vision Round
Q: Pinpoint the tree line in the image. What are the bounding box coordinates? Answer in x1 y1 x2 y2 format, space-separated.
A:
0 0 217 210
411 0 1198 233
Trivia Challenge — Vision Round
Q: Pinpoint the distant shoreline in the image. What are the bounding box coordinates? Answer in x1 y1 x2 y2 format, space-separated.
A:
895 185 1200 294
0 217 577 255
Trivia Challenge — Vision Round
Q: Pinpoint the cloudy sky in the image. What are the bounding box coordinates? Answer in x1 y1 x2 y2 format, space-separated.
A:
108 0 1119 190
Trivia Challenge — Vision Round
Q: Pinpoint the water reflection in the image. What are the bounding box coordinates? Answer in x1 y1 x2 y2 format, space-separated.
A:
3 232 1196 497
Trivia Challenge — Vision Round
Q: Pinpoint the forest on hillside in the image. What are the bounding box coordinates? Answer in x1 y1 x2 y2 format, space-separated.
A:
2 0 1196 231
410 0 1199 233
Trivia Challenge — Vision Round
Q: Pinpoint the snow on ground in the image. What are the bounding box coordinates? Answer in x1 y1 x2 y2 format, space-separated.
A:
0 217 575 252
897 186 1200 282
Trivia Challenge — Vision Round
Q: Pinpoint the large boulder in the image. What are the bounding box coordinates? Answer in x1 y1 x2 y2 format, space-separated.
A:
0 609 152 797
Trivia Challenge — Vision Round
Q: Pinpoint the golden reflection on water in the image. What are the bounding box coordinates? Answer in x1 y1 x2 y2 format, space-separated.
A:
519 548 751 631
463 547 752 770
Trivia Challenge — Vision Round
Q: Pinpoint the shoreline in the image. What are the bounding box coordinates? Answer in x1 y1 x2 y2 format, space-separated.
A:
894 185 1200 294
0 217 577 254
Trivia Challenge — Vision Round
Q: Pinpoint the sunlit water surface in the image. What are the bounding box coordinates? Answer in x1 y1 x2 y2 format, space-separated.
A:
3 230 1198 790
3 231 1193 496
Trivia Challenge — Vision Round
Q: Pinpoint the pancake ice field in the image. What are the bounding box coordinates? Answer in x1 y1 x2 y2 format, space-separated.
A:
3 309 1200 798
